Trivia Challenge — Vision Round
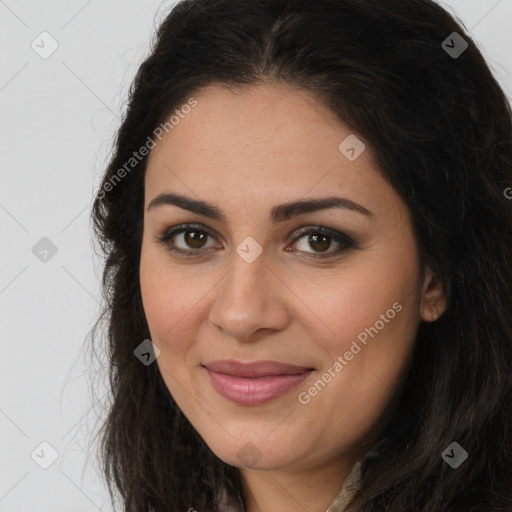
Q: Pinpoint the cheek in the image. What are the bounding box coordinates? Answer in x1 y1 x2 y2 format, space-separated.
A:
139 246 223 374
299 247 421 400
139 247 196 355
312 264 417 340
139 260 201 403
295 272 420 444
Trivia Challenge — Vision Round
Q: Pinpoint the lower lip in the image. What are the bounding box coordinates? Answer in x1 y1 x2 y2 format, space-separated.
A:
205 367 313 405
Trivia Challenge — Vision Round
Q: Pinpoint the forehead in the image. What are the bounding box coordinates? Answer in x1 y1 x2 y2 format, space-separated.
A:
148 82 355 162
144 82 399 221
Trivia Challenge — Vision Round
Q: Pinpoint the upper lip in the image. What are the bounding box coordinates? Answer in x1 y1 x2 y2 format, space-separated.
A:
203 359 314 378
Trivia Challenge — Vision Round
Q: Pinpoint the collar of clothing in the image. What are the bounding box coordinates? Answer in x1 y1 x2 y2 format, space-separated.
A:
324 458 363 512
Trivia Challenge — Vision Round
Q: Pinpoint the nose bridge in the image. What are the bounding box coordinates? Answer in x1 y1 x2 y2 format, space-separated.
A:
209 246 288 338
221 248 269 310
221 231 269 297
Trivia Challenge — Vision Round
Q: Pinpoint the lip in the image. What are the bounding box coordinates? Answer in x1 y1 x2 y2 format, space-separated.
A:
202 360 315 405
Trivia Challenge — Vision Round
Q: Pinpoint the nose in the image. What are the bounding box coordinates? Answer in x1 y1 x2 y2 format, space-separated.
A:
208 248 290 342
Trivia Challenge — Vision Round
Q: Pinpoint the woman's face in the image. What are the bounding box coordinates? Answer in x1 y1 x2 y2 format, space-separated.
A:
139 82 446 471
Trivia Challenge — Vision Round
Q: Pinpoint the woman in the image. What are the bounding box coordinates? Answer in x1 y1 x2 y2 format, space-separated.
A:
90 0 512 510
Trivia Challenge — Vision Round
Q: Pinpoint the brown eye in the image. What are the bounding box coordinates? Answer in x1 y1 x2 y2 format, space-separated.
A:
154 224 218 255
294 232 339 254
306 233 332 253
289 227 356 259
182 230 208 249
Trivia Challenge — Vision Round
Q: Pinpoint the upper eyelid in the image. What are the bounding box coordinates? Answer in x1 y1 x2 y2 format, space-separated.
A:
161 222 344 239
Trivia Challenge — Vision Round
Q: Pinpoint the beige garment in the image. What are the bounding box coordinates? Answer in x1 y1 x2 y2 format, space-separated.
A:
324 459 363 512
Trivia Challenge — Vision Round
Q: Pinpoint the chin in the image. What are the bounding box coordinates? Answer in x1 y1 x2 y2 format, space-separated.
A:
203 433 299 470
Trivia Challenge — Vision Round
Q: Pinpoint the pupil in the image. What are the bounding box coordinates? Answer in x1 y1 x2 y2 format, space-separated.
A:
310 234 330 252
185 230 206 249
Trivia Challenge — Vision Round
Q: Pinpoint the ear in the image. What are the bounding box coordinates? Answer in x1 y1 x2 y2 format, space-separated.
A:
419 266 450 322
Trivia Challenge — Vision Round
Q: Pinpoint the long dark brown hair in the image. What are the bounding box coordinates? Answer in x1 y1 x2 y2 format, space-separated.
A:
89 0 512 510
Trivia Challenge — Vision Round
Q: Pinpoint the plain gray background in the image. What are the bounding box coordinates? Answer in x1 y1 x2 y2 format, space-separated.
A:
1 1 511 510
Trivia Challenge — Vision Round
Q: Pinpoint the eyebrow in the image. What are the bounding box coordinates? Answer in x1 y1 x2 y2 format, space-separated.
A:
147 192 375 223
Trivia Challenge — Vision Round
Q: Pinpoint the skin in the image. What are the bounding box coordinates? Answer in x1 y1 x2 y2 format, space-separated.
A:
139 82 448 512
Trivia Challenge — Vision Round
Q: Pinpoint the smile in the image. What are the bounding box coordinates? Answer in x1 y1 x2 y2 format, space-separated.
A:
202 360 315 406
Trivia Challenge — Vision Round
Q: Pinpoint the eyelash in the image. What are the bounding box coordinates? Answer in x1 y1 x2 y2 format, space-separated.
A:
153 223 357 260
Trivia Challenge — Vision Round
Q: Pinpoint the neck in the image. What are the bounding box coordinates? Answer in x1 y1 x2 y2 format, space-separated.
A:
239 449 362 512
